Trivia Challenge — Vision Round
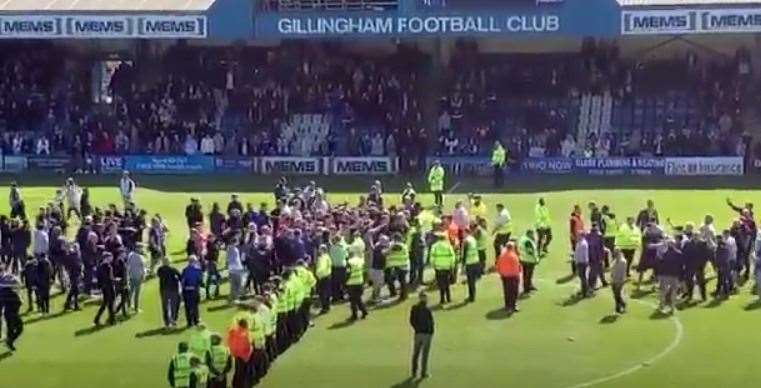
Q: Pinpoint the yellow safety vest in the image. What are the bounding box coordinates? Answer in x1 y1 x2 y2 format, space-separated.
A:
210 345 229 375
173 353 192 388
346 256 364 286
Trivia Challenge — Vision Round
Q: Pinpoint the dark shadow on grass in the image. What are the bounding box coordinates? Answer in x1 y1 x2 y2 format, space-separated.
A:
630 288 656 299
0 351 13 363
560 293 585 307
372 297 406 311
23 310 67 325
327 319 357 330
599 314 620 324
135 326 186 338
704 297 727 308
390 377 422 388
676 300 700 310
649 310 672 320
437 300 470 312
555 274 575 284
485 308 512 320
74 324 113 337
743 299 761 311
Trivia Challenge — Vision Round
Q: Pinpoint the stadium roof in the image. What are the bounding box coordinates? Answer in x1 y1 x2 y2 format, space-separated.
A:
0 0 215 12
618 0 761 5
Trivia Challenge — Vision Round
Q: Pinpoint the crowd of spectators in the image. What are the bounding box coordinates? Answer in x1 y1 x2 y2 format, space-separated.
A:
434 40 751 160
0 41 754 167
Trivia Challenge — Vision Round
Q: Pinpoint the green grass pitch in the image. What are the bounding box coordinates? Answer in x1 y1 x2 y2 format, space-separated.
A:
1 175 760 388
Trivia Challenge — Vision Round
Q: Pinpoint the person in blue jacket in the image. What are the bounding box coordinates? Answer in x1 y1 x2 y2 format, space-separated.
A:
181 255 204 327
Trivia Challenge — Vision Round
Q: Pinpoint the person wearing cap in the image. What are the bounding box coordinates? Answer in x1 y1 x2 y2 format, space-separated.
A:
314 244 332 313
206 333 232 388
430 233 456 305
496 242 522 314
181 255 205 327
126 243 146 313
94 252 116 326
168 342 193 388
119 171 135 207
427 160 445 208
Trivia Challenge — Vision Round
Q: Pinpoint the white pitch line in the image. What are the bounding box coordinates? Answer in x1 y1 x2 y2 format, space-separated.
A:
534 278 685 388
446 181 462 194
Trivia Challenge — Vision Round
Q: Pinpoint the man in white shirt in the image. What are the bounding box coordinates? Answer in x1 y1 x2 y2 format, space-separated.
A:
371 133 384 156
33 224 49 259
36 136 50 155
574 233 590 297
227 240 245 303
64 177 82 220
452 201 470 233
200 134 215 155
120 171 136 207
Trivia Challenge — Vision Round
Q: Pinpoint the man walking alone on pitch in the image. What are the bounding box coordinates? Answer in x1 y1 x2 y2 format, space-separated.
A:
409 292 434 379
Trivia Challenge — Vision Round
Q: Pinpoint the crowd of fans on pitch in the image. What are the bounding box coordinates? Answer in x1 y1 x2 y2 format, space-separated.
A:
0 41 753 169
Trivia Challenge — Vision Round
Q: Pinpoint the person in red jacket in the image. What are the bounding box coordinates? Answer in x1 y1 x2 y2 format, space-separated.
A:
496 242 522 314
569 205 585 275
227 319 252 388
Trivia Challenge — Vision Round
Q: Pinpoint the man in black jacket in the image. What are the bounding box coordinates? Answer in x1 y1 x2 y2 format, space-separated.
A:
682 231 707 302
94 253 116 326
157 257 182 328
409 292 434 379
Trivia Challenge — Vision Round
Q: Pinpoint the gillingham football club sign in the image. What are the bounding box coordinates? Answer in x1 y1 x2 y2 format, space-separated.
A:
622 8 761 35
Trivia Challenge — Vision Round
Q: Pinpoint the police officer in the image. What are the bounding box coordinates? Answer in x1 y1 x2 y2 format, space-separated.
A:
534 198 552 256
491 141 507 188
0 264 23 351
346 252 368 321
168 342 193 388
314 245 332 314
206 333 232 388
384 233 410 301
188 356 209 388
430 233 456 305
519 230 540 295
427 160 445 208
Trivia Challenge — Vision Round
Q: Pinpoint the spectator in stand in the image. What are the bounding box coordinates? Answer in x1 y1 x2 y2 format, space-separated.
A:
200 134 215 155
